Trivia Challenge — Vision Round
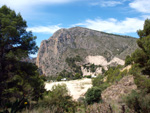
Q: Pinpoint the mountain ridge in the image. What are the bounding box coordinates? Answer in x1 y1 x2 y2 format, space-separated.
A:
36 27 138 76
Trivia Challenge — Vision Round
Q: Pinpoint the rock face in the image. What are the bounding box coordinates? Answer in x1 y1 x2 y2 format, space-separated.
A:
82 56 125 76
36 27 138 76
101 75 137 104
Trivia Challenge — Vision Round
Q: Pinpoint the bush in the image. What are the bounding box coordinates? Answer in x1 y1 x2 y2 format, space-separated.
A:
84 75 91 78
125 90 150 113
92 75 109 91
128 64 141 76
38 84 77 112
85 87 102 105
125 55 132 66
65 56 83 77
56 76 63 81
74 73 82 79
92 75 104 87
106 67 121 83
134 75 150 93
104 66 128 84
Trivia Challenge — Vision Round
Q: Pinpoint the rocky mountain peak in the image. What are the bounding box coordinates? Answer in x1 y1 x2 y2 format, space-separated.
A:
36 27 138 76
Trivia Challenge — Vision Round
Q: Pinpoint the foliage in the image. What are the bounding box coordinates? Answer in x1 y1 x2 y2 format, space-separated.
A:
90 66 128 106
74 73 82 79
128 64 141 76
45 76 57 82
65 56 83 80
105 66 127 83
85 87 102 105
55 69 82 81
58 70 72 78
9 97 29 113
125 90 150 113
38 84 77 113
0 5 45 112
92 75 109 91
134 74 150 93
83 64 103 73
131 19 150 75
124 19 150 113
127 19 150 93
66 56 82 75
125 55 132 66
65 55 82 66
84 75 91 78
56 75 63 81
92 75 104 87
89 64 96 72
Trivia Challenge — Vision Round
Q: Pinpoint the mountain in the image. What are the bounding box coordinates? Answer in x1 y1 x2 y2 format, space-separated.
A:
36 27 138 76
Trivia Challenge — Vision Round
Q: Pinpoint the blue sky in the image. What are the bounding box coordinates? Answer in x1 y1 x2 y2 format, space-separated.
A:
0 0 150 57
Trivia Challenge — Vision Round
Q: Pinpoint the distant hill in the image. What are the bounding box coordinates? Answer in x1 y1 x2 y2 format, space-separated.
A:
36 27 138 76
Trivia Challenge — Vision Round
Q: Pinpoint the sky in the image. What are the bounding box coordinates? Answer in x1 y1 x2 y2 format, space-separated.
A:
0 0 150 57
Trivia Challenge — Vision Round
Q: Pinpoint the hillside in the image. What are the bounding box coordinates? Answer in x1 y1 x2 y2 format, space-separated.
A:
36 27 138 76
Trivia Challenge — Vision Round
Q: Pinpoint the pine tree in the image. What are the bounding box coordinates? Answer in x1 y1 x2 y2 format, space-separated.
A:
0 5 45 111
131 19 150 75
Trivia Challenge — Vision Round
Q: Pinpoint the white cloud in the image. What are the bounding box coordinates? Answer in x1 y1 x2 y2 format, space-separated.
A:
73 17 145 34
129 0 150 13
0 0 77 6
27 25 61 34
90 0 122 7
101 1 122 7
0 0 78 15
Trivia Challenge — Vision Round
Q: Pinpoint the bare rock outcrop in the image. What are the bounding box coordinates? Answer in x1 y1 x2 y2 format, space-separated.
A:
101 75 137 104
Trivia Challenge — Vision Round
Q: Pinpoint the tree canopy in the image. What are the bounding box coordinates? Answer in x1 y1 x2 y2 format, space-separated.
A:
0 5 45 112
130 19 150 75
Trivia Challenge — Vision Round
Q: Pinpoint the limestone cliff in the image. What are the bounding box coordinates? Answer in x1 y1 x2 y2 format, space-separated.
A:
36 27 138 76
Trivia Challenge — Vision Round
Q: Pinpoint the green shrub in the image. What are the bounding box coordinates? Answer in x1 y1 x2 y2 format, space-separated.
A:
83 64 102 73
92 75 104 87
84 75 91 78
90 64 96 72
128 64 141 76
56 76 63 81
98 82 110 91
134 75 150 93
106 67 121 83
65 56 83 77
74 73 82 79
92 75 109 92
85 87 102 105
104 66 128 84
125 90 150 113
125 55 132 66
38 84 77 112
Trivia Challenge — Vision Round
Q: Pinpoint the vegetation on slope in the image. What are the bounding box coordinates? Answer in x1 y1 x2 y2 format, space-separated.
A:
85 19 150 113
83 63 104 73
84 19 150 113
65 55 83 75
123 19 150 113
37 84 77 113
55 55 83 81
